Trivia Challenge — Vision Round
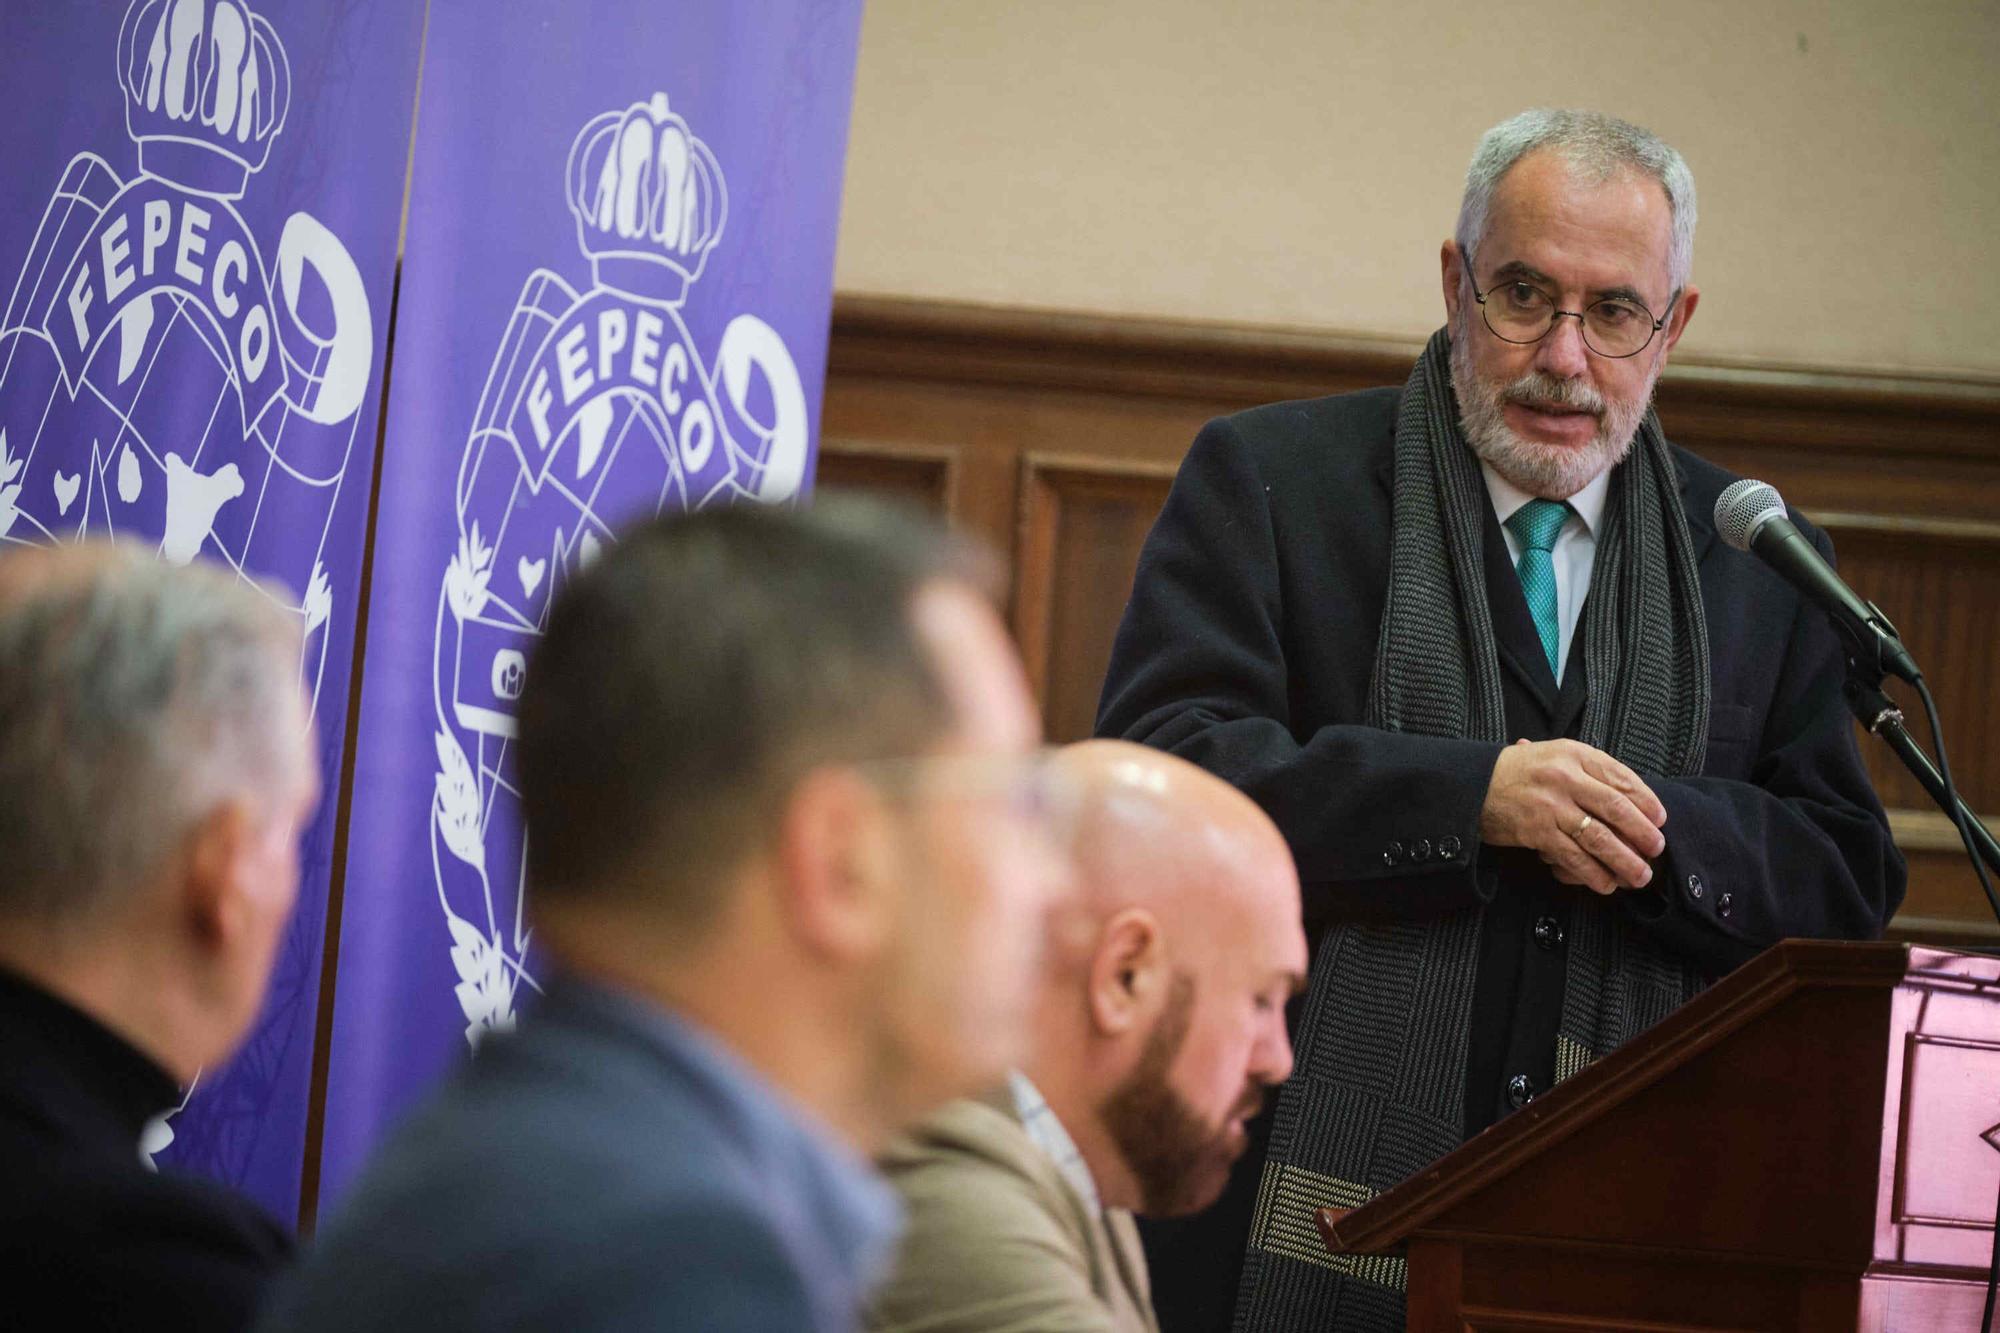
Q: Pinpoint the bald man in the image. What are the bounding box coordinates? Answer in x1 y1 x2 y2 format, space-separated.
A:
865 741 1307 1333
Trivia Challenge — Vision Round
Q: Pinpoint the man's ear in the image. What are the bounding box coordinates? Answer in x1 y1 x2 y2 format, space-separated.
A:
1441 238 1466 325
773 767 897 964
1659 283 1700 358
1086 906 1165 1038
178 802 252 950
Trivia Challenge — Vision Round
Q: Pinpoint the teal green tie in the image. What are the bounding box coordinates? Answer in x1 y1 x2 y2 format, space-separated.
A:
1505 498 1573 678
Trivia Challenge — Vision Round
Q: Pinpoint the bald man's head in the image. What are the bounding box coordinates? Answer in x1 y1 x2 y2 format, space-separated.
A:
1052 739 1295 941
1031 741 1305 1216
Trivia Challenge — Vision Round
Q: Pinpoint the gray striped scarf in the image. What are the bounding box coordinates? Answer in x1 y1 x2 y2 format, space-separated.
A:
1235 329 1711 1332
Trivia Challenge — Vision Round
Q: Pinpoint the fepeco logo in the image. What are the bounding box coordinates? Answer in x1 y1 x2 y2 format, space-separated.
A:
0 0 371 689
0 0 378 1176
430 93 809 1046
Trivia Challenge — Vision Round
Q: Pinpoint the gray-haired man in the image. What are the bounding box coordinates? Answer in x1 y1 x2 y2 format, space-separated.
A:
1098 108 1903 1331
0 542 319 1332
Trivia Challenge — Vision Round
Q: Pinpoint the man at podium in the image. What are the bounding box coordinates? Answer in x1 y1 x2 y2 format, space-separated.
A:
1096 108 1906 1332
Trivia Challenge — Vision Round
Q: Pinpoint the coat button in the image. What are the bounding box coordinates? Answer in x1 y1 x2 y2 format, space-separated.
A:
1717 890 1734 918
1411 837 1433 863
1533 915 1565 950
1686 873 1704 901
1439 835 1463 860
1383 841 1404 868
1506 1074 1536 1109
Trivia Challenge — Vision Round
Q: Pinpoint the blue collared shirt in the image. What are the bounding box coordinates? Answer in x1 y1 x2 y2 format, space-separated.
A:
262 974 903 1333
562 977 905 1314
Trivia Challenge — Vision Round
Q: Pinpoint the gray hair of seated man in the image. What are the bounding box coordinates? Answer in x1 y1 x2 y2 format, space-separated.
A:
0 543 303 921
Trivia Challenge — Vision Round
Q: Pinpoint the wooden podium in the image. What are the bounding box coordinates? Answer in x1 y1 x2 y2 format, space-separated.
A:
1315 941 2000 1331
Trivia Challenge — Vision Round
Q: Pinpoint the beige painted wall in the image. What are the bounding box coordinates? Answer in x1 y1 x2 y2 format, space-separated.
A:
835 0 2000 379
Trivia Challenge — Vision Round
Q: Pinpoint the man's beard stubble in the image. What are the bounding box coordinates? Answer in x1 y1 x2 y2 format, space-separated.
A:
1098 972 1271 1219
1448 313 1656 501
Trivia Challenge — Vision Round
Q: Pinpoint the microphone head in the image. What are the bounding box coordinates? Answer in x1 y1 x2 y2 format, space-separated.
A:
1714 479 1788 552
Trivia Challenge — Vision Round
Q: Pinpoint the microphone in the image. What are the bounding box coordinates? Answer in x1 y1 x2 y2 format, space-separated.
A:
1713 479 1921 683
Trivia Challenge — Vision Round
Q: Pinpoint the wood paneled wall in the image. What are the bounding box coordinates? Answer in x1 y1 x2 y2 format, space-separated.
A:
819 296 2000 947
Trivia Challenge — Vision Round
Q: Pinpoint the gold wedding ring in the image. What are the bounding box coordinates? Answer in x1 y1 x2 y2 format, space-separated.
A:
1574 813 1595 840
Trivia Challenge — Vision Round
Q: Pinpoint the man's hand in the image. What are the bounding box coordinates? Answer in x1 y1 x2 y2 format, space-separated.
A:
1479 739 1667 895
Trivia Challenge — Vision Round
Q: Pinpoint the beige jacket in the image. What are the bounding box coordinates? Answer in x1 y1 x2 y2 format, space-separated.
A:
866 1094 1160 1333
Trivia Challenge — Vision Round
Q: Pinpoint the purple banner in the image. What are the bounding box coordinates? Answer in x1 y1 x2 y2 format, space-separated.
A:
318 0 864 1208
0 0 421 1220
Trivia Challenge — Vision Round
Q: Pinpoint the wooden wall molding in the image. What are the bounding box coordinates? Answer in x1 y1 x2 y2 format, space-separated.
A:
832 295 2000 463
1813 511 2000 548
817 435 959 514
1012 453 1180 743
820 294 2000 946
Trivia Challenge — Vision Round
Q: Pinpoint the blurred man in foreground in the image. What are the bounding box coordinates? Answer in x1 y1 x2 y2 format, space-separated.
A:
867 740 1306 1333
264 500 1070 1332
0 543 317 1332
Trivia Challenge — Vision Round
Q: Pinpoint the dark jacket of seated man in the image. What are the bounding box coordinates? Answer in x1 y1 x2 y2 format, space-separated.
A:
0 968 294 1331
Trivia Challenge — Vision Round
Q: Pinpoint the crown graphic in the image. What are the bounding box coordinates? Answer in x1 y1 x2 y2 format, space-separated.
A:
566 94 728 306
117 0 291 199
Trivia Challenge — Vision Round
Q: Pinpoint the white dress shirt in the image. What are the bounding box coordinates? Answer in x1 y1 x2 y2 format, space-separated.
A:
1008 1069 1101 1211
1479 461 1611 683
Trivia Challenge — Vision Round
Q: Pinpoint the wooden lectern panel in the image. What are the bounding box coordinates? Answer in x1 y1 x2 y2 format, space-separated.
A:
1316 942 2000 1331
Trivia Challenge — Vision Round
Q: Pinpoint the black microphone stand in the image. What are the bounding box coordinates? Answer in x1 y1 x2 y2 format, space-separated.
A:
1844 671 2000 890
1840 644 2000 912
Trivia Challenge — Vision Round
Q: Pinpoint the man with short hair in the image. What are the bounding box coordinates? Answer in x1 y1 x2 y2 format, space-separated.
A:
866 740 1306 1333
264 499 1070 1333
0 542 318 1332
1098 109 1904 1330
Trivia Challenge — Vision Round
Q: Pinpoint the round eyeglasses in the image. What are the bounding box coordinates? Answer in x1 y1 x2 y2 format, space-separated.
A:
1469 267 1674 360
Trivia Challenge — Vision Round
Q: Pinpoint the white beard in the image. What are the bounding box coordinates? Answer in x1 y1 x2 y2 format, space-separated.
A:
1448 313 1656 500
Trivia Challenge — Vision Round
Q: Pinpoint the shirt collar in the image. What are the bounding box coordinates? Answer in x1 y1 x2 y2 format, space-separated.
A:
1008 1069 1102 1212
1478 458 1611 538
